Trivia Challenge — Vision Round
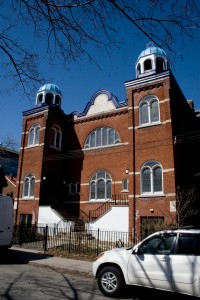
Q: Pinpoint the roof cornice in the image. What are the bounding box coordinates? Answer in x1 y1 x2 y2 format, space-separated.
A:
73 107 128 124
124 70 170 88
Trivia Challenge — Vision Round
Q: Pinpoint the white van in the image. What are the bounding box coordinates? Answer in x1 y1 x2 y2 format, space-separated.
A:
0 195 14 249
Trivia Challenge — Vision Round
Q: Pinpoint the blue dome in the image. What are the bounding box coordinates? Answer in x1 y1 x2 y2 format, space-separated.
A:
38 83 62 95
138 46 166 59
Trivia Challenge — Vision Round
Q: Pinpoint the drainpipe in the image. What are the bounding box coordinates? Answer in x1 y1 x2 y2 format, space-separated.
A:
15 118 27 224
132 98 136 243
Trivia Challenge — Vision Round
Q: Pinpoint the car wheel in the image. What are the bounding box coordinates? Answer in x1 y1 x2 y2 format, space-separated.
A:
97 266 125 297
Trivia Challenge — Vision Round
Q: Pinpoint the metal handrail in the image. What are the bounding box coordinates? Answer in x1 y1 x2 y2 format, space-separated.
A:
79 209 90 223
89 194 128 221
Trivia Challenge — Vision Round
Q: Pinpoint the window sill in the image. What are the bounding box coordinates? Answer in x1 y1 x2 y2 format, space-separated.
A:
68 193 80 196
89 199 108 202
27 144 40 148
139 193 165 198
83 142 127 151
138 122 161 129
50 145 61 151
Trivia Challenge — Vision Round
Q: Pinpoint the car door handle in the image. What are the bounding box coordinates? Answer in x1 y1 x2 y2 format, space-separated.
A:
0 230 3 233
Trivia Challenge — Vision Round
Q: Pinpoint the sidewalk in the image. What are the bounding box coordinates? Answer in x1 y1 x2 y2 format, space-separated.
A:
11 246 93 277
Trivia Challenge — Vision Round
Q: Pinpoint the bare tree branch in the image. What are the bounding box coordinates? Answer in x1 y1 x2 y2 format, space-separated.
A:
0 137 18 152
176 186 199 227
0 0 199 97
41 0 94 8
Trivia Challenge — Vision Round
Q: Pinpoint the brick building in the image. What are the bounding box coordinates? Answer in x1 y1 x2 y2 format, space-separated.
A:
14 44 200 240
0 146 18 198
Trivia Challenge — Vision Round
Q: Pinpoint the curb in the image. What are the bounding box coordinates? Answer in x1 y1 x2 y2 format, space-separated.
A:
29 261 93 277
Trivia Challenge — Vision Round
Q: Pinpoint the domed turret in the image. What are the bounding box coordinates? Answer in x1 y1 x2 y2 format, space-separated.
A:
35 83 62 107
136 43 169 78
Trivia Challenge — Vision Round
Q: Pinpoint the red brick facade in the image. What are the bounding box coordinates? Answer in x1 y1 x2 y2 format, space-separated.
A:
14 46 200 239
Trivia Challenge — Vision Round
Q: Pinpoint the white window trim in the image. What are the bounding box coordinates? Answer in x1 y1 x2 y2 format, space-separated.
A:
122 178 129 191
27 124 40 147
140 162 163 195
84 126 120 149
66 182 80 195
51 125 62 150
22 174 35 199
89 171 112 201
139 96 160 126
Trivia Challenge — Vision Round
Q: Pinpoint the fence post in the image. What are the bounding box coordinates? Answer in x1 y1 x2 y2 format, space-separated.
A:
96 228 100 257
44 225 48 251
68 226 72 253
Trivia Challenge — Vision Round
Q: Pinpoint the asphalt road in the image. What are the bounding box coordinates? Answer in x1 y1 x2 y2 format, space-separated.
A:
0 249 127 300
0 263 107 300
0 249 196 300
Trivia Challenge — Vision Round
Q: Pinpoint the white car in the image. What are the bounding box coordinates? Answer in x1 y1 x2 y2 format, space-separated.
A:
93 227 200 297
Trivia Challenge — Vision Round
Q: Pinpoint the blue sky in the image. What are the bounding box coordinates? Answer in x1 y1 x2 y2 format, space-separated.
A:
0 7 200 150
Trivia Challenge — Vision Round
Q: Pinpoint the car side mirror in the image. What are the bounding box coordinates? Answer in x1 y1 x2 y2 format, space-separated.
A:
133 246 143 255
134 247 139 253
133 247 140 254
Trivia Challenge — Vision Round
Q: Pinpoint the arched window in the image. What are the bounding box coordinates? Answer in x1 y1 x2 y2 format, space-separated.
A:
38 93 43 104
141 161 163 195
139 95 160 125
45 93 53 105
90 171 112 200
55 95 61 106
144 59 152 71
137 63 141 76
84 127 120 149
122 179 128 191
23 173 35 198
28 124 40 146
156 58 165 72
50 125 62 149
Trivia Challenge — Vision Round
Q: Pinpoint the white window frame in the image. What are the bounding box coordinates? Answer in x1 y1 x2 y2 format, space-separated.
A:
122 178 128 191
22 173 35 199
139 95 160 126
66 182 80 195
51 125 62 150
140 161 163 195
84 126 120 149
28 124 40 147
90 171 112 201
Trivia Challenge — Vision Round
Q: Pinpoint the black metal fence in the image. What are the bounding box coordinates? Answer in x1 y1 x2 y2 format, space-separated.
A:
13 225 134 256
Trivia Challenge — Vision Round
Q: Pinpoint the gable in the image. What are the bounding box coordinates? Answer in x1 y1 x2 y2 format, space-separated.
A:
72 89 127 118
87 93 115 115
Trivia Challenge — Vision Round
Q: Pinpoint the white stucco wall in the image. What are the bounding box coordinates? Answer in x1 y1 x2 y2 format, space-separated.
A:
38 206 61 224
88 206 129 232
38 205 128 235
87 93 115 115
38 206 73 230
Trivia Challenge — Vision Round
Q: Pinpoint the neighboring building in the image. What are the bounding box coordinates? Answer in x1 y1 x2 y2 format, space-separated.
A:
14 44 200 240
0 146 18 177
3 175 16 199
0 146 18 197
